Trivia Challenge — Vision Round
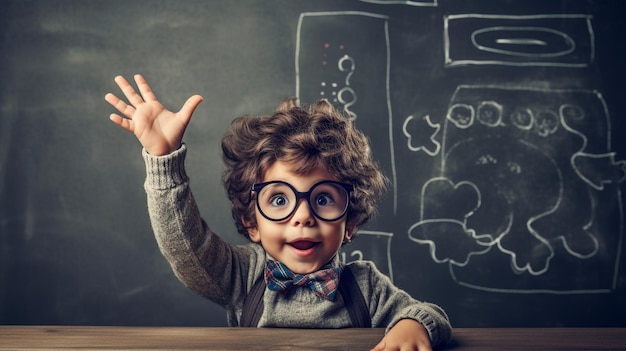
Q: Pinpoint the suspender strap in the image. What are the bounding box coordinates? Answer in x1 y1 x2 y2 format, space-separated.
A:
239 276 265 327
239 265 371 328
338 265 372 328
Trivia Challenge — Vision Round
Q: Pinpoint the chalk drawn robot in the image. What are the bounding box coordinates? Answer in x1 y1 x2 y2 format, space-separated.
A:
407 85 625 293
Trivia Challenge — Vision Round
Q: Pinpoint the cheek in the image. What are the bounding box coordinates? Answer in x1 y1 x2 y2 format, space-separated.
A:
325 222 348 244
254 217 284 242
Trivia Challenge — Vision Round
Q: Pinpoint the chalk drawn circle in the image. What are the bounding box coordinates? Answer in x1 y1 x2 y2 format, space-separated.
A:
337 86 356 105
447 103 475 129
534 110 560 136
510 108 534 130
338 55 355 72
477 101 503 127
560 104 585 121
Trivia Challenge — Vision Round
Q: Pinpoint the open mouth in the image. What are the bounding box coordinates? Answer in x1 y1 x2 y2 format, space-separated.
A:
289 240 318 251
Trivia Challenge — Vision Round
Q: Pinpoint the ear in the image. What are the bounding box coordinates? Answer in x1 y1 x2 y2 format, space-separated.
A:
344 223 357 243
242 216 261 243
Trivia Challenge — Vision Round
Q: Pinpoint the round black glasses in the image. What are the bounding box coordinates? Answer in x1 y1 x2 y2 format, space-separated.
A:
250 180 353 222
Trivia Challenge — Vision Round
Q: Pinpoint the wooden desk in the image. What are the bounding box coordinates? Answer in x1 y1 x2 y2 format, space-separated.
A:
0 326 625 350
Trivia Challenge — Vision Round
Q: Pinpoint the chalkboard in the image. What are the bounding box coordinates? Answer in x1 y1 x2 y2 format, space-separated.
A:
1 0 625 328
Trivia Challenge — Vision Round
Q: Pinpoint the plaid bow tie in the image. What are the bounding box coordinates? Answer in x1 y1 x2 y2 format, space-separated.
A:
265 260 342 301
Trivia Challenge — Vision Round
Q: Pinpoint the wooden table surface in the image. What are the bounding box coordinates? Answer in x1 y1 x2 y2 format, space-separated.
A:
0 326 625 350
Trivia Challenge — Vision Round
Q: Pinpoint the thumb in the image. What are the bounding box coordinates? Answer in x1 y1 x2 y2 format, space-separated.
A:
178 94 204 125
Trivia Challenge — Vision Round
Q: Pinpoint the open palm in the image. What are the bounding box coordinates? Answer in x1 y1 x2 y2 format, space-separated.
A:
105 74 203 156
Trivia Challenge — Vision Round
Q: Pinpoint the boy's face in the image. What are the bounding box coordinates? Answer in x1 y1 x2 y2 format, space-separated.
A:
246 160 353 274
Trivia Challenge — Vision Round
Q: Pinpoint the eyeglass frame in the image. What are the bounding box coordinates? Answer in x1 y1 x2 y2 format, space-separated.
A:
249 180 354 222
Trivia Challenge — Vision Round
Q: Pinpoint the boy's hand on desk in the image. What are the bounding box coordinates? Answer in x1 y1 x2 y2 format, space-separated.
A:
105 74 203 156
371 319 432 351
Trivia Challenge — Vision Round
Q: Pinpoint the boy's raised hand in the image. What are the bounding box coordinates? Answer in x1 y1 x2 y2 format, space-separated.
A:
105 74 203 156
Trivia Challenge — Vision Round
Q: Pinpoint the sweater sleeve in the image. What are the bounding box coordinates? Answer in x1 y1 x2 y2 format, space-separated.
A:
142 144 261 307
354 261 452 348
386 302 452 348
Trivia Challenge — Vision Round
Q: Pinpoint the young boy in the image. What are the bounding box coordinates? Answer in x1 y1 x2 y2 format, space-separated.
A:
105 74 451 350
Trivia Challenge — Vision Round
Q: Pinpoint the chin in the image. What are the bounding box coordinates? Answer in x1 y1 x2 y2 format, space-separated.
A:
288 262 323 275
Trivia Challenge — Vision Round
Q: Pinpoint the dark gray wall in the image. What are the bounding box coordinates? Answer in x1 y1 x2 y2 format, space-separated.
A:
1 0 625 327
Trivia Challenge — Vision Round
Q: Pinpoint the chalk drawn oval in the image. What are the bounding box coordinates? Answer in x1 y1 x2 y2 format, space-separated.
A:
471 26 576 58
477 101 503 127
447 103 475 129
510 108 534 130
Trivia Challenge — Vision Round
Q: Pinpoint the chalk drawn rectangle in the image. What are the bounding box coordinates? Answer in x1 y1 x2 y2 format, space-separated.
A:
437 85 623 293
296 11 390 111
340 231 394 282
296 11 398 216
444 14 594 67
359 0 437 6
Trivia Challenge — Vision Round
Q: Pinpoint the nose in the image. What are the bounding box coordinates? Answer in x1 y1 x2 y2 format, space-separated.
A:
290 198 316 226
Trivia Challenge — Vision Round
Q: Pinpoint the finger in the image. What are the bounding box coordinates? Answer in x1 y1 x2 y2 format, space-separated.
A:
177 95 204 125
115 75 144 107
105 93 136 118
134 74 159 102
109 113 134 133
370 340 385 351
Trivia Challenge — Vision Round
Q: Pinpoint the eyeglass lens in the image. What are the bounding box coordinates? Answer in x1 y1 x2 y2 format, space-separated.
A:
256 181 349 221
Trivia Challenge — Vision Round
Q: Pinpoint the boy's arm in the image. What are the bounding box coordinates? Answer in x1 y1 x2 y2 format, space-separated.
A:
356 262 451 349
106 75 257 305
143 145 257 306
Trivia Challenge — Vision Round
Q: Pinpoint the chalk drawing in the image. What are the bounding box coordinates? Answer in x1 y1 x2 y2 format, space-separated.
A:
340 231 395 283
402 114 441 156
445 14 594 67
359 0 437 6
409 85 625 293
408 177 492 266
296 11 398 214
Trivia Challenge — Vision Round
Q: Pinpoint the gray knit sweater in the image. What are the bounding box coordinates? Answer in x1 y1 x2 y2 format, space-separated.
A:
143 145 451 347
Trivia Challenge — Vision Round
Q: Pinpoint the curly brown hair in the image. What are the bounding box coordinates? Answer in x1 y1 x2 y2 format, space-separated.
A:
221 98 386 239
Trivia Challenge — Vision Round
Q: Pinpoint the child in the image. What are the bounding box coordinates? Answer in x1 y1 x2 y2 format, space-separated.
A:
105 74 451 350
